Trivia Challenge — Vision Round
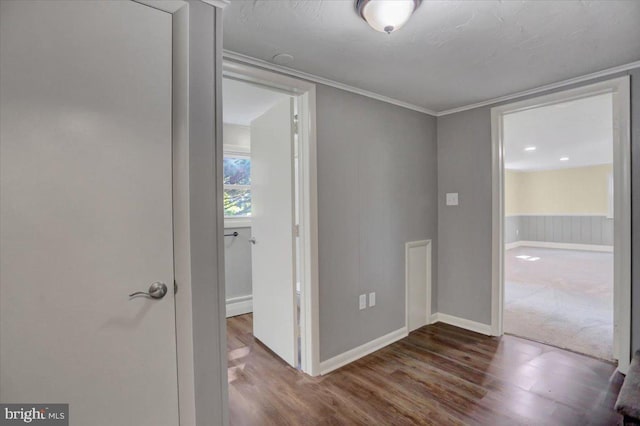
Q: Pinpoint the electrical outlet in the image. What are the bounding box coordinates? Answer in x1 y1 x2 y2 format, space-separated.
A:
369 292 376 307
359 294 367 310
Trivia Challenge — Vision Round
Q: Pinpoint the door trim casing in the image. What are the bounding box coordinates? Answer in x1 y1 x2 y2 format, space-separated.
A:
222 59 321 376
134 1 195 425
490 76 631 373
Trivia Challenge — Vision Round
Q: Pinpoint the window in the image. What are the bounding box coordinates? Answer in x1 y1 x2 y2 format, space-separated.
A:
223 154 251 217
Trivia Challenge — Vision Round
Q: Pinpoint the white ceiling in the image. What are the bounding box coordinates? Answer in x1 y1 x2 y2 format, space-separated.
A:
223 78 289 125
504 93 612 171
223 1 640 113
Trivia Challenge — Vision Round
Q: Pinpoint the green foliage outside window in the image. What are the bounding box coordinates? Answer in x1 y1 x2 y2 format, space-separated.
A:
223 156 251 217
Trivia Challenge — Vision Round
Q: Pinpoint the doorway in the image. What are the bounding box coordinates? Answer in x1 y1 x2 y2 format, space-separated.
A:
223 76 301 369
221 61 320 378
491 77 631 371
503 93 615 360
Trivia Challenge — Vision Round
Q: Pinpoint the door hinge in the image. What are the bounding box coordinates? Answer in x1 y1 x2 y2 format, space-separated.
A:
174 280 178 295
293 114 299 135
294 224 300 237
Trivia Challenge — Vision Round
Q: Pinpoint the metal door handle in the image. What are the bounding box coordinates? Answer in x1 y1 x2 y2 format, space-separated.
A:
249 237 256 244
129 282 168 299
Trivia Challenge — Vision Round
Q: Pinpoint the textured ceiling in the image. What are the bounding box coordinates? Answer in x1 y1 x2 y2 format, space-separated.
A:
504 93 612 171
223 0 640 113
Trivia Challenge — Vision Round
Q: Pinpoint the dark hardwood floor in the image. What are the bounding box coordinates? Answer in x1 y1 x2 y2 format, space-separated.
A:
227 314 623 425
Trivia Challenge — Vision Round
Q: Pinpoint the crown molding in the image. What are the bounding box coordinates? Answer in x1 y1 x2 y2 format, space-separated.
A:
222 50 438 116
436 60 640 116
223 51 640 118
134 0 187 13
200 0 229 8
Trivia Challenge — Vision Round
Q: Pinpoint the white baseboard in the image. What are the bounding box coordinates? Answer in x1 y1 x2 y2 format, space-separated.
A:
505 240 613 252
430 313 493 336
504 241 520 250
226 295 253 318
319 327 408 375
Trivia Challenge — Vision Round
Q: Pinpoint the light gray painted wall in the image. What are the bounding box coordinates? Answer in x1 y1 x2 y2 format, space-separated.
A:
224 227 252 299
436 68 640 353
437 107 493 324
505 215 613 246
316 85 438 362
223 123 250 148
187 2 227 425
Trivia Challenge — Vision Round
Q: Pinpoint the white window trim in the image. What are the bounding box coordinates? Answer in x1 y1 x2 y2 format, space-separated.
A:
223 144 252 227
223 143 250 156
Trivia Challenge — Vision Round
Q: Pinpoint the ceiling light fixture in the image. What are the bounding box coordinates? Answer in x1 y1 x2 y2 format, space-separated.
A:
560 157 570 161
355 0 422 34
524 146 537 152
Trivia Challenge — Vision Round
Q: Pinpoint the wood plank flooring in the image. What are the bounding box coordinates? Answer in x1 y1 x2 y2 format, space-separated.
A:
227 314 623 425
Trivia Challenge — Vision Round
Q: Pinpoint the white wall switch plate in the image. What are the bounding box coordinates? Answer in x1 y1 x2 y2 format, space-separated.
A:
359 294 367 310
446 192 459 206
369 292 376 307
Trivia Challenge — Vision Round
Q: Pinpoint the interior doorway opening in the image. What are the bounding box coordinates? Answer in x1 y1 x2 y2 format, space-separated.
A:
223 74 307 363
491 77 631 372
502 93 614 360
220 60 320 390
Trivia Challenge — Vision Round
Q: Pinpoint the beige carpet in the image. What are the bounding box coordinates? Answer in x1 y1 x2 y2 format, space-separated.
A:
504 246 613 360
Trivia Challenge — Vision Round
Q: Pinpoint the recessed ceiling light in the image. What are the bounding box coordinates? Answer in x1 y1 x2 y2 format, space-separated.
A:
524 146 537 152
560 157 569 161
355 0 422 34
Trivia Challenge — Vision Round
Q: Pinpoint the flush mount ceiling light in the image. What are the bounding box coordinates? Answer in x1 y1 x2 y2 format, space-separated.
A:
356 0 422 34
524 146 537 152
560 157 570 161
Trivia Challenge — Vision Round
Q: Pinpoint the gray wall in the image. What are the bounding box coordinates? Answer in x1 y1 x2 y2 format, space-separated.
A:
436 68 640 352
316 85 438 362
505 215 614 246
437 108 493 324
187 2 227 425
224 226 252 299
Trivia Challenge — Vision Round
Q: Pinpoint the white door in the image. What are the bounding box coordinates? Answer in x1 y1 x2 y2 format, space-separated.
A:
0 2 179 425
250 98 298 367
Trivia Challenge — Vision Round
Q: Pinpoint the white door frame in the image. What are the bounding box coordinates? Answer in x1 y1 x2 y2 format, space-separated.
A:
490 76 631 373
135 1 198 423
222 59 320 376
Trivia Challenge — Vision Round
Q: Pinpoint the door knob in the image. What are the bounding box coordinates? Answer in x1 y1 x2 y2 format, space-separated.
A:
129 282 168 299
